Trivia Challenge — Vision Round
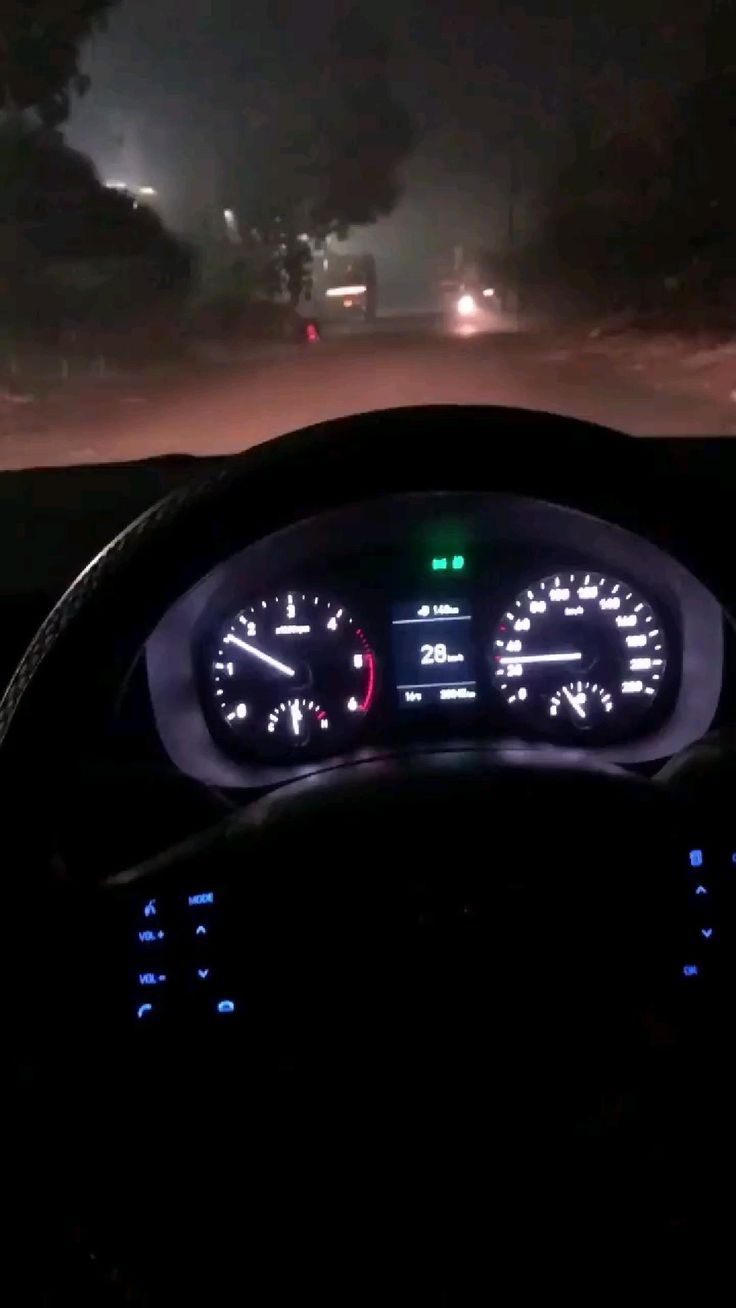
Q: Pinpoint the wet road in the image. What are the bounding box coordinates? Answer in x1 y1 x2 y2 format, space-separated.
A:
0 317 733 471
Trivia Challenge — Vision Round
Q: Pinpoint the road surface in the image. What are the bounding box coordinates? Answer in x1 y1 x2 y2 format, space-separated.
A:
1 317 733 471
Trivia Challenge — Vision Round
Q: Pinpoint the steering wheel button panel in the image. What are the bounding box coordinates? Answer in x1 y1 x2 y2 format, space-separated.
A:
111 771 730 1058
678 841 735 985
129 883 242 1025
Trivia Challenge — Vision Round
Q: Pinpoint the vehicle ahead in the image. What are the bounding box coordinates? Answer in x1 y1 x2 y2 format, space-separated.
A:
4 405 735 1303
438 274 500 331
318 251 378 321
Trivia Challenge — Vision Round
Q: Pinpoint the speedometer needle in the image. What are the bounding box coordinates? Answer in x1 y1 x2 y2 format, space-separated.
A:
562 685 586 719
224 634 296 677
498 652 582 665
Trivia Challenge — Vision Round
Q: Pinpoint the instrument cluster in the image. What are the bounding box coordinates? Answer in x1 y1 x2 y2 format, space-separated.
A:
198 560 673 764
145 492 723 787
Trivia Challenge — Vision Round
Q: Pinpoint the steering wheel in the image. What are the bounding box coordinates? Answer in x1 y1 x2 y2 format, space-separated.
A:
4 407 733 1299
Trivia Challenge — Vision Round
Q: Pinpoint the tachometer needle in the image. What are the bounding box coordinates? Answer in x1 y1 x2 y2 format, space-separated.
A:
562 685 586 719
224 634 296 677
498 652 582 665
289 700 303 737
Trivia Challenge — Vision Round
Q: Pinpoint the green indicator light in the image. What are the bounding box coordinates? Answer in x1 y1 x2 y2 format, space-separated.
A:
451 555 465 571
431 557 448 571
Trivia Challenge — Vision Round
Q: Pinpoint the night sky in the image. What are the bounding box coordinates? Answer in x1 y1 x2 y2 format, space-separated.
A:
67 0 712 307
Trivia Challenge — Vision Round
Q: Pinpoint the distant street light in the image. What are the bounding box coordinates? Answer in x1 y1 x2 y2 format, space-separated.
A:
223 208 241 243
104 181 158 199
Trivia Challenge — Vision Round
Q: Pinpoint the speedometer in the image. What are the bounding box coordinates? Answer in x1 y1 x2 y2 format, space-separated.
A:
491 571 668 738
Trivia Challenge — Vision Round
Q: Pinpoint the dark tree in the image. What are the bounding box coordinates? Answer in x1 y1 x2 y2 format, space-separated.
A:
0 120 192 347
0 0 118 126
1 3 193 352
527 4 736 315
243 9 414 304
310 9 415 235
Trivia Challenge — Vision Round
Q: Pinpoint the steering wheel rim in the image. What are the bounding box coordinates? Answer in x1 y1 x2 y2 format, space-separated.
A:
1 410 728 1017
0 405 683 756
0 408 725 1046
107 745 692 1092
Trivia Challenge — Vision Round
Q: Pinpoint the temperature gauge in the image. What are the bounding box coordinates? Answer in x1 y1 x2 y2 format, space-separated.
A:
266 697 329 747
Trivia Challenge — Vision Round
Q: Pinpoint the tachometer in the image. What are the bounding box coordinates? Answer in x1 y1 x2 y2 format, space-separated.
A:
208 592 375 758
491 571 668 738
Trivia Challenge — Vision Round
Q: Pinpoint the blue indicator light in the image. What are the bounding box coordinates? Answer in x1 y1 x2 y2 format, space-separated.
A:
688 849 703 868
137 1002 153 1019
682 965 699 977
143 899 157 917
695 884 708 896
701 927 714 939
138 929 165 943
197 967 210 979
195 924 207 936
216 999 236 1014
188 892 215 906
139 972 166 986
732 852 736 864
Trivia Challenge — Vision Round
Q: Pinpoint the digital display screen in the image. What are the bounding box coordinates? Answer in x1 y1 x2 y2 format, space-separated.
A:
391 599 477 707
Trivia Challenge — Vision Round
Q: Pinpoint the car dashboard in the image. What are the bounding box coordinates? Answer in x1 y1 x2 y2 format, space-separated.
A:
146 491 725 788
8 415 736 1302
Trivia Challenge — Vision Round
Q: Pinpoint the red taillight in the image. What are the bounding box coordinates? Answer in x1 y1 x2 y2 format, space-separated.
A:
306 322 319 343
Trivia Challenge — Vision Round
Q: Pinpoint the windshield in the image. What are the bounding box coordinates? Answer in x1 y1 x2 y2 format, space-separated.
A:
1 1 733 469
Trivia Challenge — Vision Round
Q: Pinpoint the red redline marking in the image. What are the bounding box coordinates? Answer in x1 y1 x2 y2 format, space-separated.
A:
317 710 326 720
360 650 376 712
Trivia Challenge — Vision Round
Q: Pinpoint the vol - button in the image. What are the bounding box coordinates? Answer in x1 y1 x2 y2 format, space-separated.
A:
196 967 210 980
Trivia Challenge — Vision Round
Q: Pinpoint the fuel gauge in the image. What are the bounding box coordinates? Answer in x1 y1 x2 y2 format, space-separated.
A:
548 680 614 731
